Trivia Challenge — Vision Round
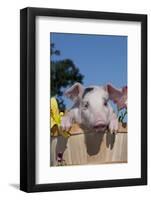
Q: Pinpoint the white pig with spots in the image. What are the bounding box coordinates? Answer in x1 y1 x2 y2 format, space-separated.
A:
61 83 127 134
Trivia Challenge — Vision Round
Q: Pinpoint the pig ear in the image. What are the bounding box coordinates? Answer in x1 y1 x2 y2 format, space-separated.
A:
107 84 127 109
64 83 84 101
122 86 127 93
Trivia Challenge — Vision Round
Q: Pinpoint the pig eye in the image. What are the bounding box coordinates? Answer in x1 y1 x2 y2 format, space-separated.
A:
104 100 108 106
83 101 89 109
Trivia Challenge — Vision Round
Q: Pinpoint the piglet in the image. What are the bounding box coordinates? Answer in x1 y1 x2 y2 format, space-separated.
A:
61 83 127 134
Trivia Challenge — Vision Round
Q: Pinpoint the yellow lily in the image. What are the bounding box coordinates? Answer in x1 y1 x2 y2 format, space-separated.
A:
50 97 70 138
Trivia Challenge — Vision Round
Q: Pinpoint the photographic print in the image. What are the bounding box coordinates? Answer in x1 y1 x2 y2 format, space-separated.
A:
50 33 128 167
20 7 147 192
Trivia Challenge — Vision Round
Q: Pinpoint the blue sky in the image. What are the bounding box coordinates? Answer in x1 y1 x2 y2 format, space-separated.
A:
51 33 127 110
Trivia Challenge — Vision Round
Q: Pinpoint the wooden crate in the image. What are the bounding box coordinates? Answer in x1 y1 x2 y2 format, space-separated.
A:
51 122 127 166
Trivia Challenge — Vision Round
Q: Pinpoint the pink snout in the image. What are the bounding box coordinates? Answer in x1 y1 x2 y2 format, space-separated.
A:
93 121 107 132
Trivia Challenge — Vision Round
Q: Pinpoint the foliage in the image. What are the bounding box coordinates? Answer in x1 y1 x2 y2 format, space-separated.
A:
118 109 127 123
51 43 84 111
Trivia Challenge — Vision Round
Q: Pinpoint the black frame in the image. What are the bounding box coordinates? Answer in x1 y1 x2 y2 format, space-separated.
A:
20 7 147 192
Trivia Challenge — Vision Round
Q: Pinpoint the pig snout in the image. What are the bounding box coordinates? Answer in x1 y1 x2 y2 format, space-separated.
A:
93 120 107 132
93 121 106 129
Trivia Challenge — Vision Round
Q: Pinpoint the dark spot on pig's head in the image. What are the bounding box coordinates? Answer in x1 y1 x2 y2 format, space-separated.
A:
82 87 94 99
